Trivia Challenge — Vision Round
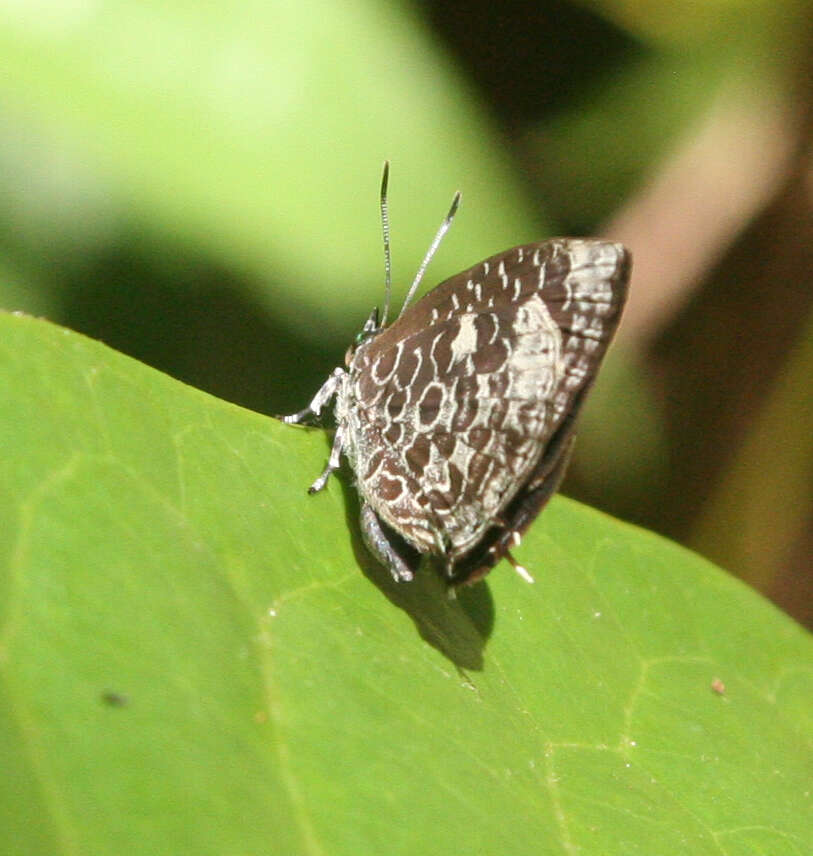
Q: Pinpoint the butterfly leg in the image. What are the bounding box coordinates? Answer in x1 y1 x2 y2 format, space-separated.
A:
308 422 345 494
278 367 346 424
359 503 422 583
504 546 534 583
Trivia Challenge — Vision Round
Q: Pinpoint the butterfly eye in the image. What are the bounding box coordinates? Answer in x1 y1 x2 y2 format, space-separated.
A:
349 306 380 351
362 307 379 335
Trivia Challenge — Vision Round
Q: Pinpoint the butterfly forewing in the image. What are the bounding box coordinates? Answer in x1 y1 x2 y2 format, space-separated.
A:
345 238 630 575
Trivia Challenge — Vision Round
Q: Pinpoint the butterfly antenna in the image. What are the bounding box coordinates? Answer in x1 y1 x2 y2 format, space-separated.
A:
379 161 393 328
398 189 461 318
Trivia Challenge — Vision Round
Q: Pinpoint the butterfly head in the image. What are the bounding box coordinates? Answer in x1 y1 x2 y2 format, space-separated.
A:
345 307 381 367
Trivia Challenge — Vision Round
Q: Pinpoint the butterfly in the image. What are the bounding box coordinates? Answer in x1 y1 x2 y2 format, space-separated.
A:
281 164 630 586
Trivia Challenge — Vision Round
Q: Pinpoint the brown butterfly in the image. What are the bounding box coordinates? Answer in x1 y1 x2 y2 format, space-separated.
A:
282 164 630 586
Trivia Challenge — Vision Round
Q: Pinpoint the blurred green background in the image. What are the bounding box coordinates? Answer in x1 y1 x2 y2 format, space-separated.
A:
0 0 810 626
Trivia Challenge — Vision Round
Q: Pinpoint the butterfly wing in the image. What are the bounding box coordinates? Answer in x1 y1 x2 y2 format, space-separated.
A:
346 238 630 568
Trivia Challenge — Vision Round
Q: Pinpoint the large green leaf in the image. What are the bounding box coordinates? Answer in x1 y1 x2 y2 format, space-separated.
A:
1 311 811 855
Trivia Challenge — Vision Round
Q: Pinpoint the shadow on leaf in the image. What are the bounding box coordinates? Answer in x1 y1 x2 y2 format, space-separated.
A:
334 462 494 671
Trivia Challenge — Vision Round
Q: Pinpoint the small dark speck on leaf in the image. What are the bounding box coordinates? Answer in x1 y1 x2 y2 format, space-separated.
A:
101 691 129 707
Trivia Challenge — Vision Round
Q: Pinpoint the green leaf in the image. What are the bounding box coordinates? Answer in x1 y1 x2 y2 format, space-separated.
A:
1 311 811 855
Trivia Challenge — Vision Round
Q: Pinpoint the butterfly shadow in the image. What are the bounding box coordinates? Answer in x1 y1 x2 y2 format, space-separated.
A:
336 471 494 672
